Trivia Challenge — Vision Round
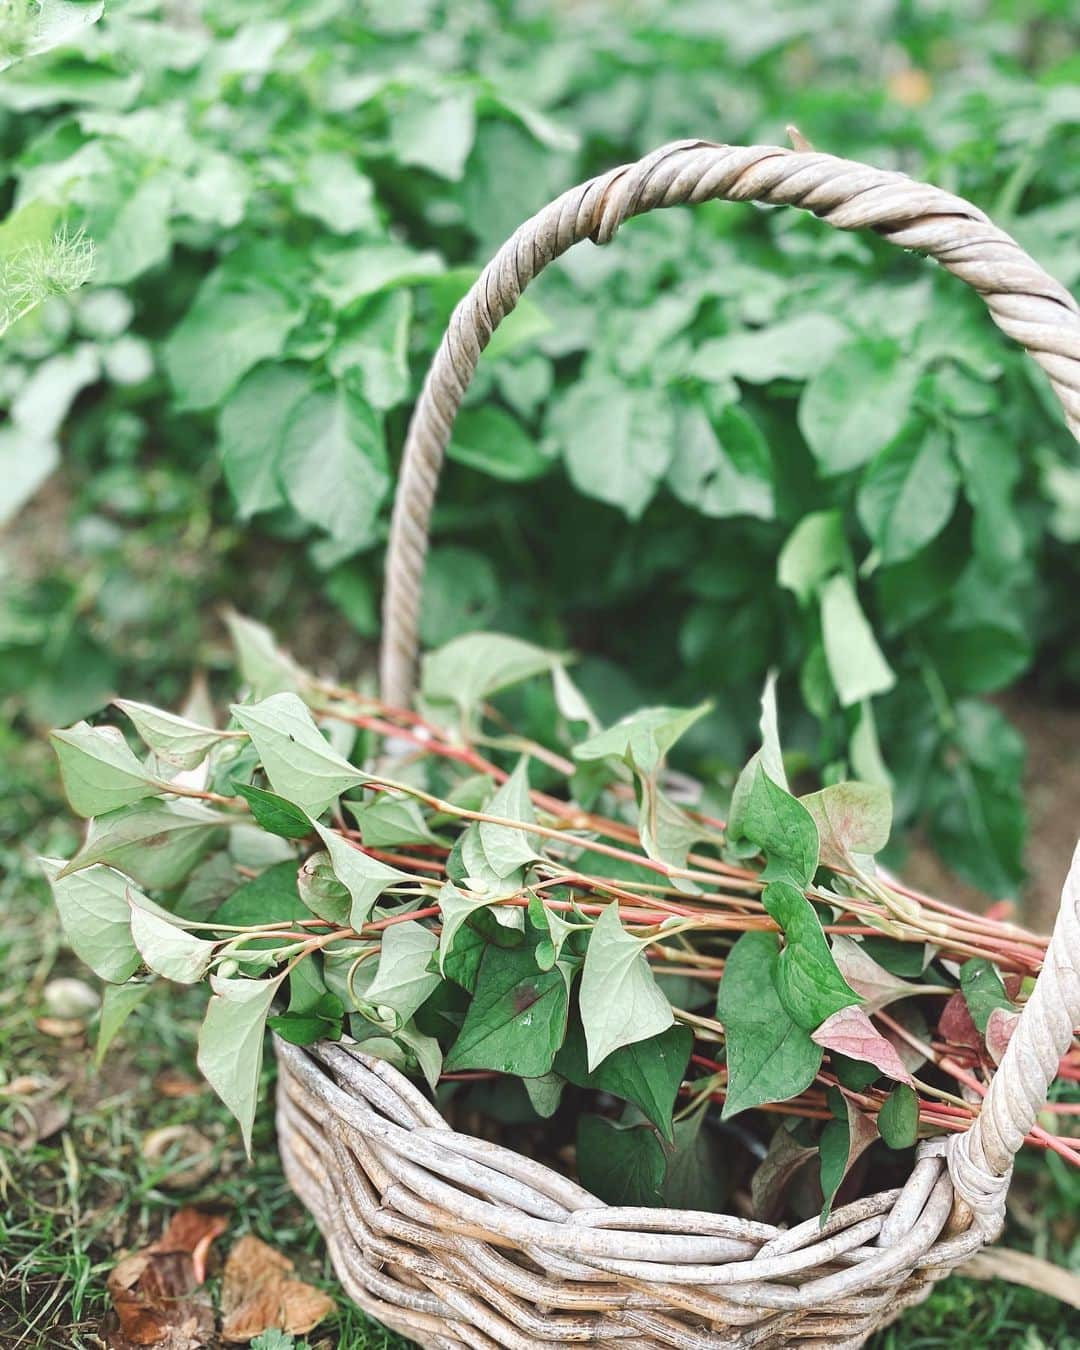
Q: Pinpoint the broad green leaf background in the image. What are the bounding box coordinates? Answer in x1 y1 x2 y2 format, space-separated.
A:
4 4 1080 907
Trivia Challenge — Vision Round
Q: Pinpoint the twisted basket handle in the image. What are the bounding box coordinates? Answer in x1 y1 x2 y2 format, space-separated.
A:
380 138 1080 1217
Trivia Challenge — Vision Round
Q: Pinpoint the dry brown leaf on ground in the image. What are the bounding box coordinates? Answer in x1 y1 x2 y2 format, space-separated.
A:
141 1124 216 1191
153 1069 206 1099
220 1234 334 1343
103 1207 228 1348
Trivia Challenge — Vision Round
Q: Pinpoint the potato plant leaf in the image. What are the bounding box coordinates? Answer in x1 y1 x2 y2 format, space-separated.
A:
231 693 365 817
811 1005 913 1086
716 931 822 1118
579 904 674 1070
763 882 860 1029
363 920 439 1027
40 858 143 984
575 1113 666 1207
197 972 285 1156
959 958 1017 1034
95 981 154 1065
878 1082 920 1150
554 1018 693 1141
310 819 412 928
819 1094 878 1223
444 943 568 1077
232 782 311 838
129 900 217 984
113 699 230 771
50 722 163 818
798 781 892 869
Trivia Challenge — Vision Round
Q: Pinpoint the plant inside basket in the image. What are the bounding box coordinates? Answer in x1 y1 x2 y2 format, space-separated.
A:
43 614 1079 1228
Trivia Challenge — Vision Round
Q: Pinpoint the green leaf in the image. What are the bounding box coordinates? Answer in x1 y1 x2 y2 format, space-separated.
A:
292 151 377 233
310 819 411 928
762 881 859 1029
579 904 674 1070
95 980 153 1065
129 900 217 984
798 337 921 474
478 758 541 878
232 782 311 839
667 404 774 521
0 425 59 527
223 611 306 700
638 779 707 874
728 672 788 840
50 721 162 818
820 574 896 707
444 943 568 1076
716 931 822 1118
777 510 848 605
347 795 441 848
878 1082 919 1150
574 702 711 779
40 858 142 984
197 972 284 1156
522 1073 565 1119
364 921 440 1027
313 241 444 310
819 1096 878 1223
448 406 550 482
419 547 499 647
548 375 674 520
856 422 958 564
660 1106 729 1212
954 422 1023 577
389 89 476 180
60 799 230 890
922 622 1031 695
554 1019 692 1141
114 699 230 771
217 364 311 520
421 633 563 720
279 385 389 549
575 1113 666 1207
231 693 365 817
692 313 849 384
327 290 412 411
215 861 308 928
798 781 892 869
740 765 819 887
164 272 304 411
959 958 1016 1034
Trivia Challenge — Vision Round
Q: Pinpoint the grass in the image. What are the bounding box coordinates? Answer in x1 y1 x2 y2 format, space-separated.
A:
0 745 1077 1348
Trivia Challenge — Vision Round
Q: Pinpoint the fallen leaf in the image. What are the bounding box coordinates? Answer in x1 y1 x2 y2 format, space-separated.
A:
812 1006 914 1086
154 1070 206 1099
104 1207 228 1347
36 1015 85 1039
142 1125 216 1191
13 1095 71 1148
220 1234 334 1343
0 1073 55 1097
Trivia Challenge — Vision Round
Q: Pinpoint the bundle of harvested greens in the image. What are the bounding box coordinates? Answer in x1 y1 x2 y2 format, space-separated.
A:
45 614 1079 1223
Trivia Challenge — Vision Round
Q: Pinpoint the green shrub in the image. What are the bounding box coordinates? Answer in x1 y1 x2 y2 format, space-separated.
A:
3 0 1080 891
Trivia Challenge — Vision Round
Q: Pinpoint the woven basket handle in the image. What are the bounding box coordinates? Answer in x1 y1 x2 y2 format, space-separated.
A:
381 139 1080 1207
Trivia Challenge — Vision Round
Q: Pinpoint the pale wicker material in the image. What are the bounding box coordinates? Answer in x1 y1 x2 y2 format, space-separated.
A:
275 140 1080 1346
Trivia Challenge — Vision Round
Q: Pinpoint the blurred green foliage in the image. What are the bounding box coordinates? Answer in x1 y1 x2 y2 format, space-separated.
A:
3 0 1080 893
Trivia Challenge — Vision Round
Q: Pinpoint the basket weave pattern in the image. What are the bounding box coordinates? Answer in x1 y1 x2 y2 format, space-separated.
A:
276 140 1080 1347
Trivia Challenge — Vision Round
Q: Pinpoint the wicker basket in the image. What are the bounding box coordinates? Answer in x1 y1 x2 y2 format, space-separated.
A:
275 139 1080 1348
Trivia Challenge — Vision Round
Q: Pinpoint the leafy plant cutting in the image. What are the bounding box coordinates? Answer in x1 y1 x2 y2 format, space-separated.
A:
45 615 1079 1220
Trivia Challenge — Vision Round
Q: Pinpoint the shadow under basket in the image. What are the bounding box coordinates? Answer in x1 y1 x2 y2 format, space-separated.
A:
275 137 1080 1347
